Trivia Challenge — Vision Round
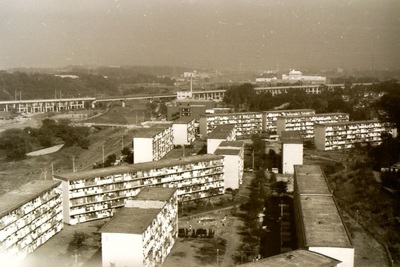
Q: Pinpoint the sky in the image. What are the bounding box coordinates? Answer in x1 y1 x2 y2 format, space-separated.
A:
1 0 399 71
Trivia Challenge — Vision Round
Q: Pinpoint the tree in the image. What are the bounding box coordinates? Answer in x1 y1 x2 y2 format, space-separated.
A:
273 181 288 196
223 83 256 111
0 129 29 160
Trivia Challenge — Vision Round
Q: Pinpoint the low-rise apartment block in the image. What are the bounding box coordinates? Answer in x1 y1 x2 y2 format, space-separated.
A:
207 124 236 154
200 112 263 137
277 113 349 139
214 141 244 190
172 117 196 146
53 154 224 225
294 165 354 267
0 180 63 263
262 109 315 133
100 187 178 267
133 124 174 163
314 120 387 151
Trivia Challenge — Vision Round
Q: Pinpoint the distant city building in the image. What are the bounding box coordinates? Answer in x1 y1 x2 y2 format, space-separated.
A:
207 124 237 154
53 154 225 225
0 180 63 263
281 131 303 174
282 70 326 84
166 99 216 121
214 141 244 190
293 165 354 267
100 187 178 267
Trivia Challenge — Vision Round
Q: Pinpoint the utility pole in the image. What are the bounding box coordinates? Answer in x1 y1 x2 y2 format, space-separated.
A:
121 136 124 151
216 248 219 267
72 156 76 172
102 145 105 167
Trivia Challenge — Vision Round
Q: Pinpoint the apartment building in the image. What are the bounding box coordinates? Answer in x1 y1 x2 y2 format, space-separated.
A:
207 124 236 154
167 99 217 121
133 124 174 163
314 120 387 151
101 187 178 267
53 154 224 225
276 113 349 139
239 249 341 267
262 109 315 133
293 165 354 267
0 180 63 263
281 131 303 174
199 112 263 137
172 117 196 146
214 141 244 190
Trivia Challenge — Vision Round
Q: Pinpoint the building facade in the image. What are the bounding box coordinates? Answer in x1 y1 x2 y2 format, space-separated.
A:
214 141 244 190
262 109 316 133
53 154 224 225
200 112 263 137
281 131 303 174
133 124 174 163
172 117 196 146
0 180 63 263
100 187 178 267
207 124 237 154
314 120 388 151
276 113 349 139
293 165 354 267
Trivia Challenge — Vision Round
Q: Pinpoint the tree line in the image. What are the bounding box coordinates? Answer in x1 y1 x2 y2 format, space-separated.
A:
0 118 90 160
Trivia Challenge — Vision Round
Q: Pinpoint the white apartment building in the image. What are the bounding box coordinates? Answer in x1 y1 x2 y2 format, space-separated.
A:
101 187 178 267
294 165 354 267
172 117 196 146
281 131 303 174
207 124 236 154
133 124 174 163
0 180 63 263
276 113 349 139
314 120 388 151
282 70 326 84
214 141 244 190
200 112 263 137
53 154 224 225
262 109 316 133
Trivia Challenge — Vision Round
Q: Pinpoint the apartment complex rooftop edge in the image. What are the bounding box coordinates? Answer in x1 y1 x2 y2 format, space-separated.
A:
53 154 224 182
281 131 303 144
315 119 381 126
0 180 61 218
294 165 331 195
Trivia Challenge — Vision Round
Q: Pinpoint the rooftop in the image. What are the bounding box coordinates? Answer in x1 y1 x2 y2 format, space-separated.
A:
262 109 315 114
134 187 177 202
239 249 341 267
218 141 244 148
280 131 303 144
298 194 353 248
214 148 241 156
99 207 160 234
53 154 224 182
208 124 235 139
173 116 195 124
202 111 262 118
278 113 348 119
134 124 172 138
0 180 61 218
294 165 332 195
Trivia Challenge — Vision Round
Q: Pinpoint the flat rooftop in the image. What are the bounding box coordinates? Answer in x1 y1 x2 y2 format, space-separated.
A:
239 249 341 267
294 165 332 195
218 141 244 148
134 124 172 138
263 109 315 114
99 207 160 234
278 113 348 119
280 131 303 144
299 194 353 248
0 180 61 218
208 124 235 139
134 187 177 202
173 116 195 124
53 154 224 182
214 148 241 156
202 111 262 117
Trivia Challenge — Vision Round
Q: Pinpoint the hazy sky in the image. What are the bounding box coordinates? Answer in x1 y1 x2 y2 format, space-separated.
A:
1 0 399 71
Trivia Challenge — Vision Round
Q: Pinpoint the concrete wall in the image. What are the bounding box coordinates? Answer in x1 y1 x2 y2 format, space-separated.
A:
133 137 153 163
282 143 303 174
102 233 143 267
310 246 354 267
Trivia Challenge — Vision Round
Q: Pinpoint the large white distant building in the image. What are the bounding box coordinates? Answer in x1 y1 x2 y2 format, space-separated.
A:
282 70 326 84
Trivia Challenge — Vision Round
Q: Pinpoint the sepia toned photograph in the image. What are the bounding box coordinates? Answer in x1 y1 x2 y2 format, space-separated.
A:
0 1 399 266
